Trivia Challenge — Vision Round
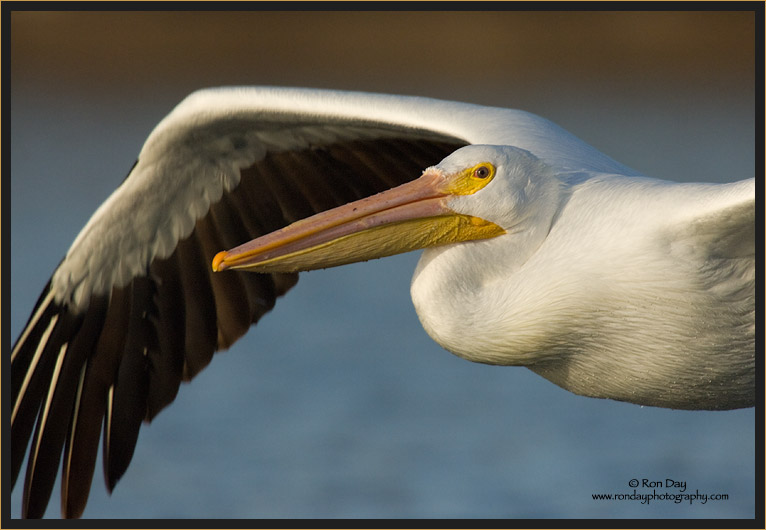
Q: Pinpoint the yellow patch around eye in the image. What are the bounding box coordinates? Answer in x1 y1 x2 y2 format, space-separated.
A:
445 163 496 195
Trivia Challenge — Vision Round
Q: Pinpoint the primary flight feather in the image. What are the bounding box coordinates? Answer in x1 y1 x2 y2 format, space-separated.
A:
11 87 754 518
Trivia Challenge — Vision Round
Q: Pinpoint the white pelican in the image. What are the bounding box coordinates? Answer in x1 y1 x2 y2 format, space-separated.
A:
11 87 754 518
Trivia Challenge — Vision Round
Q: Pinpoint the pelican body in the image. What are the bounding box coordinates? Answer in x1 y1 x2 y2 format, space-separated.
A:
11 87 755 518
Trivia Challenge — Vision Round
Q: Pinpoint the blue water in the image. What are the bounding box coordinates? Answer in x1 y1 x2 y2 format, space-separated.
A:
9 89 755 519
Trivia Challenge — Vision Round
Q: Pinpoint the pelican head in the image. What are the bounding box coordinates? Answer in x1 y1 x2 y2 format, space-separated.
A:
212 145 563 274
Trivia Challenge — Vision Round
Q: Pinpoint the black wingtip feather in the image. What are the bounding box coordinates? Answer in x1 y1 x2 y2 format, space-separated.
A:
20 310 85 518
104 278 153 491
174 233 219 381
145 253 186 421
23 300 108 518
62 285 131 518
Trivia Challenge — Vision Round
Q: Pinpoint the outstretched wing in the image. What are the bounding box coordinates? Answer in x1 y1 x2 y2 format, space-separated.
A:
11 87 471 518
666 177 755 329
662 178 755 408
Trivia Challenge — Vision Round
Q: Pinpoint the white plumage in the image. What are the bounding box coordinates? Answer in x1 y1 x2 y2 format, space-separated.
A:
410 146 753 409
11 87 754 519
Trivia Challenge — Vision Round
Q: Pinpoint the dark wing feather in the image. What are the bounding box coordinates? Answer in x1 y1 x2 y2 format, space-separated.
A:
61 285 131 518
144 251 187 420
103 276 158 493
11 284 57 485
19 308 85 518
11 126 464 518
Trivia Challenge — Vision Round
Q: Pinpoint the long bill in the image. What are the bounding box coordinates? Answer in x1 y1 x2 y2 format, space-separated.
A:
212 170 505 274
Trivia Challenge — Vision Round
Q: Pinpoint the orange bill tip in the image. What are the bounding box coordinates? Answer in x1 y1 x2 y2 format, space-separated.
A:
212 251 229 271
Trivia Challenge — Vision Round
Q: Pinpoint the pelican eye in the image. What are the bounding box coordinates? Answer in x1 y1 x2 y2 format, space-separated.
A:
473 166 491 179
448 162 496 195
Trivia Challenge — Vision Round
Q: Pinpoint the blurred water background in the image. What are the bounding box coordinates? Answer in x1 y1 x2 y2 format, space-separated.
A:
8 10 757 519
